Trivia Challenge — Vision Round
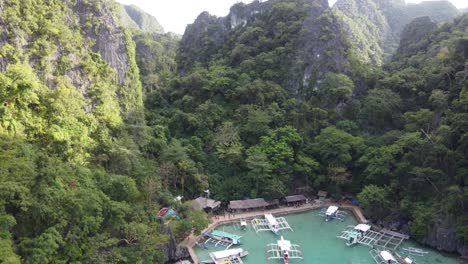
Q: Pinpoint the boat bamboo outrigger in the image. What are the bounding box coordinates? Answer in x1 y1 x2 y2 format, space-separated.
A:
401 247 428 256
338 224 372 246
204 230 242 249
266 236 304 264
319 205 347 221
338 224 408 251
251 214 293 234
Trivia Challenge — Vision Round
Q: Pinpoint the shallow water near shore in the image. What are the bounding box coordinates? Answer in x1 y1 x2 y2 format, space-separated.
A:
194 210 465 264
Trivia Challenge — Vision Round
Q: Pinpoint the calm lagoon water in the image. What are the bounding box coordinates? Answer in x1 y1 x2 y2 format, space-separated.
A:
194 210 466 264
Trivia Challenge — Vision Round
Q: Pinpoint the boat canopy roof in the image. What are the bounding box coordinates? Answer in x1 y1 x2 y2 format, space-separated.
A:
326 206 338 215
380 251 396 262
211 248 243 260
354 224 371 232
265 214 277 225
211 230 242 241
277 236 292 251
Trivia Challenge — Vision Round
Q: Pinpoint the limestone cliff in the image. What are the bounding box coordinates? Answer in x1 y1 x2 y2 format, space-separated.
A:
334 0 460 64
177 0 350 98
0 0 144 123
395 16 437 59
119 4 165 34
289 0 349 95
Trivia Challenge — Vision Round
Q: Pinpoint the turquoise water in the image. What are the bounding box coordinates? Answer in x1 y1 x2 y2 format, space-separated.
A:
194 210 466 264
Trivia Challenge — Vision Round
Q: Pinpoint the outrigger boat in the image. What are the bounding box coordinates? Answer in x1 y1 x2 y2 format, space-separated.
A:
370 249 399 264
265 214 279 234
251 214 293 234
204 230 242 248
240 218 247 230
266 236 304 264
319 205 347 221
203 248 248 264
345 224 371 246
326 206 338 221
401 247 428 256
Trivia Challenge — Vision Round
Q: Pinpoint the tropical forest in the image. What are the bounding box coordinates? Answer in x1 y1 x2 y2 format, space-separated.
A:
0 0 467 263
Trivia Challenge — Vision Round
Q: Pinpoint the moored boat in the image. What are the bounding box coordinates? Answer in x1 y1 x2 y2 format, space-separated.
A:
370 249 399 264
208 248 248 264
265 214 279 234
266 236 304 264
325 206 338 222
240 218 247 230
204 230 242 245
346 224 371 246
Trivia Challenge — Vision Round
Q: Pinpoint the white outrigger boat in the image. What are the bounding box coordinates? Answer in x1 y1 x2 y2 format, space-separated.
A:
319 205 347 221
370 250 399 264
340 224 372 246
266 236 304 264
203 248 248 264
240 218 247 230
265 214 279 234
251 214 293 234
370 249 416 264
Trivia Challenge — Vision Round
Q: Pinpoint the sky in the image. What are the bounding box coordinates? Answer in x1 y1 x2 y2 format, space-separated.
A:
116 0 468 34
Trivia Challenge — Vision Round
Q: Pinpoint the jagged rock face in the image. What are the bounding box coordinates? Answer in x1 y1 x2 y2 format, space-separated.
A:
121 4 165 33
178 0 350 98
161 224 190 263
290 0 349 95
396 16 437 58
178 0 273 70
334 0 392 65
334 0 459 64
375 213 468 257
176 12 224 72
72 0 129 86
423 217 468 257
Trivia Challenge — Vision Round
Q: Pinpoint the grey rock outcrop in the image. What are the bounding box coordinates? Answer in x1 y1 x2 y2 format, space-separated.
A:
374 213 468 257
334 0 459 64
161 224 190 263
72 0 129 86
120 4 165 34
178 0 350 98
396 16 437 58
290 0 349 96
177 1 272 72
423 217 468 257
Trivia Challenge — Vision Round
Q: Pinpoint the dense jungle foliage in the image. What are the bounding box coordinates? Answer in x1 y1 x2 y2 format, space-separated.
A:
0 0 467 263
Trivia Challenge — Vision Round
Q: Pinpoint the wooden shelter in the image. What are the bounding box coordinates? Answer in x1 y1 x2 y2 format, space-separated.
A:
192 197 221 211
284 194 308 205
228 198 268 212
317 190 328 200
